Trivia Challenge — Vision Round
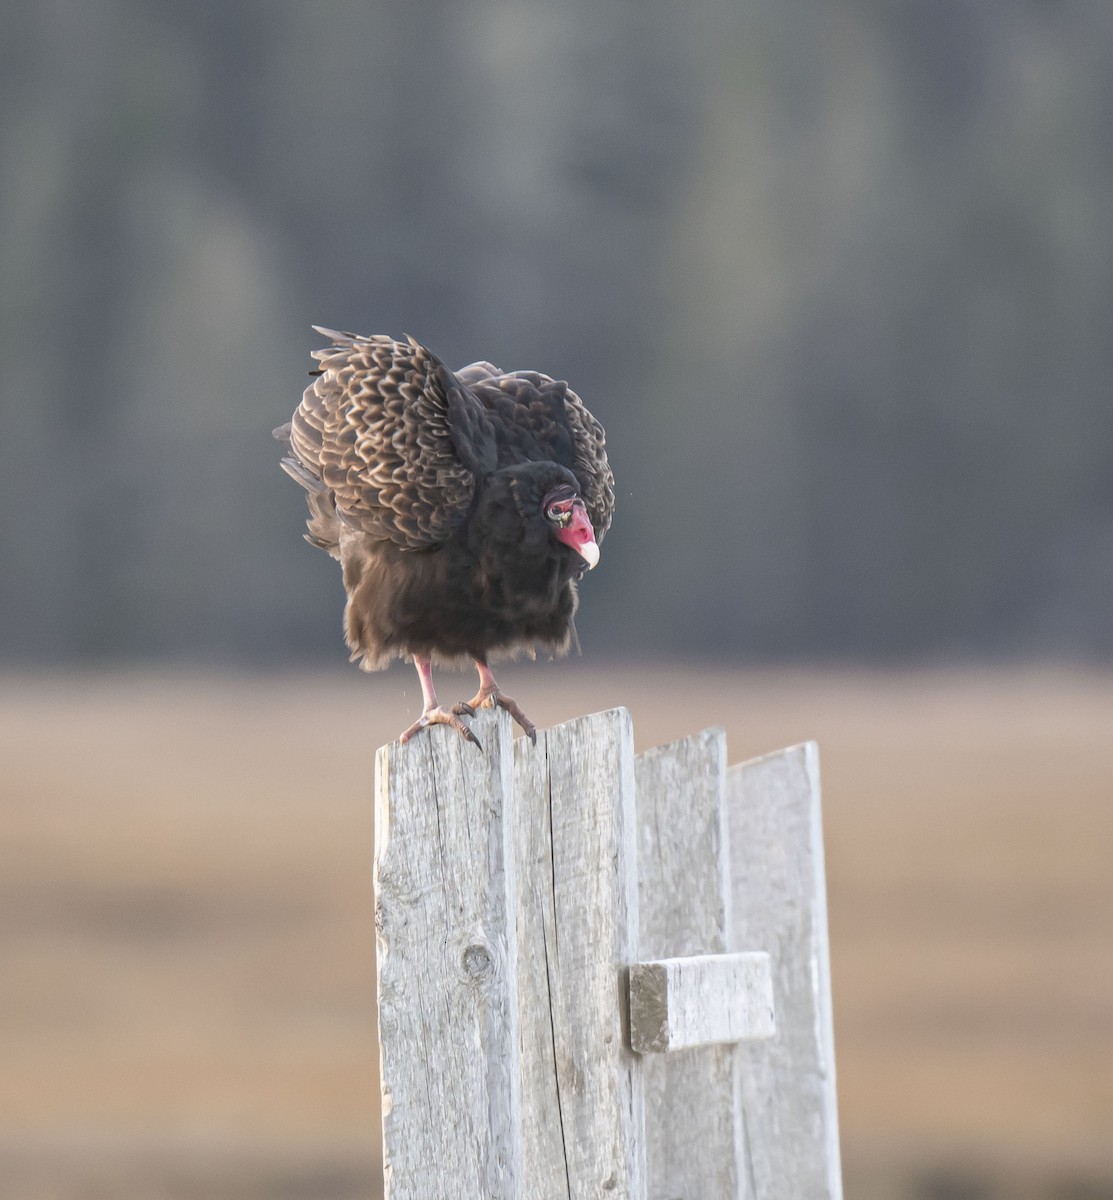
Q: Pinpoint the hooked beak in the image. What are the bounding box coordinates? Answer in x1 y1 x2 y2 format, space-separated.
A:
555 503 600 570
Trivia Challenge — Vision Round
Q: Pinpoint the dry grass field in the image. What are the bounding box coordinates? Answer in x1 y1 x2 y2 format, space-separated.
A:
2 664 1112 1199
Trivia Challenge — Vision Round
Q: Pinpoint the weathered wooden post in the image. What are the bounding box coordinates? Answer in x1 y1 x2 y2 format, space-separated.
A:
728 744 842 1197
374 709 521 1197
374 708 842 1200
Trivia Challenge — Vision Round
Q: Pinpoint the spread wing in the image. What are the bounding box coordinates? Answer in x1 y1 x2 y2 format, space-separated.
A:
469 371 615 541
283 329 497 550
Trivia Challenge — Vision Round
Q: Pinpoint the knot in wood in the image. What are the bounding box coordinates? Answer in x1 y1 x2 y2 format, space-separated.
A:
460 940 495 982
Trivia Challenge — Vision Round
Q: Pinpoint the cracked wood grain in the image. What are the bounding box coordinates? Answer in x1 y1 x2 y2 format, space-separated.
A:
514 708 644 1198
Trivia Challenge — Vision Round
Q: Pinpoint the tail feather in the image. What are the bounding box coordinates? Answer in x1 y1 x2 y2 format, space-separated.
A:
279 454 321 492
279 453 341 558
311 325 358 344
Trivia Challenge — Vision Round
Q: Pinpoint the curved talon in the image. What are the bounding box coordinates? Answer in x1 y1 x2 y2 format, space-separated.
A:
454 686 537 743
399 705 482 749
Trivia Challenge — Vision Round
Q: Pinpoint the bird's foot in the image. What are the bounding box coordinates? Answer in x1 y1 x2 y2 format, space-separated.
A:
399 705 482 749
453 687 537 744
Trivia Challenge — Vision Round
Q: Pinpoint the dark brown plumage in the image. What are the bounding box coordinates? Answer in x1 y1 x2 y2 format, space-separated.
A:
274 328 614 745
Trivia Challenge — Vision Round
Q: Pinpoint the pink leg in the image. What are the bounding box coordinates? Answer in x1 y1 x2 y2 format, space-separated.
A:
453 660 537 743
399 655 481 747
414 654 438 710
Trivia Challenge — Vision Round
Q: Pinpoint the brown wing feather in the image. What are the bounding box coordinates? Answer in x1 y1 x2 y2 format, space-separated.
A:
288 329 489 550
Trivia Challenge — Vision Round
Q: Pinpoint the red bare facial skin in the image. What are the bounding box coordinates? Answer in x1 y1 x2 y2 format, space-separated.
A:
554 501 600 569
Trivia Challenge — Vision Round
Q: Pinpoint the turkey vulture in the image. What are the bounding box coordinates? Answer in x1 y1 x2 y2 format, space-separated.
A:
274 328 615 746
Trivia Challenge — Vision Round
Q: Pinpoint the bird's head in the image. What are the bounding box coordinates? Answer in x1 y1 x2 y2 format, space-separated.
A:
472 463 601 574
542 484 599 570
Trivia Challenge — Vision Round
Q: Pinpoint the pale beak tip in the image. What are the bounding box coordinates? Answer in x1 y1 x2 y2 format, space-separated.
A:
580 540 600 570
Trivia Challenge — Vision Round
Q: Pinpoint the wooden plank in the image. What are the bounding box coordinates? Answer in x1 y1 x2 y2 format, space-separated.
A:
727 742 843 1200
374 709 521 1200
629 952 775 1053
512 725 571 1198
513 708 645 1199
634 728 743 1200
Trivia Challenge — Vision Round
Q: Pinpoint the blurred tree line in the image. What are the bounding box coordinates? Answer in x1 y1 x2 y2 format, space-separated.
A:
2 0 1113 666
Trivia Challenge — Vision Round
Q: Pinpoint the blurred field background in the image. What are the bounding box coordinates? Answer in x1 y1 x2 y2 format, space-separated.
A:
4 2 1113 1198
3 667 1113 1200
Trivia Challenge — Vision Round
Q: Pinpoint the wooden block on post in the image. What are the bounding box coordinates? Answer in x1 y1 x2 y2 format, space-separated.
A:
629 951 775 1054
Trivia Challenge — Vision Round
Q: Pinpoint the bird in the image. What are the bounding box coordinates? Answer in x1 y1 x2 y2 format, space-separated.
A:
274 328 615 747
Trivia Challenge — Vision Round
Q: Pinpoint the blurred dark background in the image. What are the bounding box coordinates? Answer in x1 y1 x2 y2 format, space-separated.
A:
4 0 1113 669
4 4 1113 1200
